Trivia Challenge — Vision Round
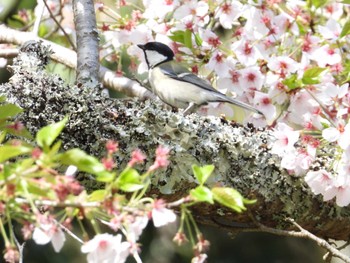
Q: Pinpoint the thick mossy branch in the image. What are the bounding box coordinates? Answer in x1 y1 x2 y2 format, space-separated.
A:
1 42 350 240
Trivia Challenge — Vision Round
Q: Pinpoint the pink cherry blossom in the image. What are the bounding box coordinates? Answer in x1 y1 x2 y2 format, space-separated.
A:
231 38 262 66
152 199 177 227
267 56 300 77
238 66 265 91
173 0 208 20
81 233 130 263
271 123 300 156
253 92 276 119
311 45 341 67
128 149 146 167
191 253 208 263
33 222 66 253
317 18 341 41
128 216 149 242
215 1 243 29
143 0 180 20
205 51 232 77
305 170 336 201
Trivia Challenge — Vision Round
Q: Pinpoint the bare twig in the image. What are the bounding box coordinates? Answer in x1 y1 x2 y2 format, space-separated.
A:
57 221 84 244
43 0 76 50
251 217 350 263
12 229 25 263
33 0 45 35
0 49 18 58
15 197 100 208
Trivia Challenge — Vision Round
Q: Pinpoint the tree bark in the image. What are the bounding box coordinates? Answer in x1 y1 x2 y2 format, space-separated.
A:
72 0 100 87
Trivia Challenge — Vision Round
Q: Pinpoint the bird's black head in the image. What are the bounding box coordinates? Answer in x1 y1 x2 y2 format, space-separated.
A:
138 42 174 69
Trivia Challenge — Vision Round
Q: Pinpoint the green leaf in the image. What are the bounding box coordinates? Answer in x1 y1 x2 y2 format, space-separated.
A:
296 21 306 35
212 187 247 213
190 186 214 204
194 33 203 46
4 125 33 140
311 0 328 8
282 74 302 90
192 164 215 185
58 149 106 176
341 0 350 3
184 29 193 48
340 20 350 38
88 189 107 201
96 171 115 182
169 30 185 44
0 131 6 143
26 181 52 197
116 168 144 192
169 30 193 48
0 104 23 119
0 145 32 162
302 67 327 85
36 116 68 148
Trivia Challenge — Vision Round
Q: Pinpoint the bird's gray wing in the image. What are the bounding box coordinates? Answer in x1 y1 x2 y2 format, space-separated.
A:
159 62 218 93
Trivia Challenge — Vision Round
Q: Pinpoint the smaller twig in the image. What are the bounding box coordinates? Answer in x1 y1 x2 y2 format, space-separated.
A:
167 197 188 207
33 0 45 35
0 48 18 58
247 213 350 263
285 218 350 263
12 229 25 263
338 240 350 251
42 0 76 50
14 197 100 208
57 221 84 244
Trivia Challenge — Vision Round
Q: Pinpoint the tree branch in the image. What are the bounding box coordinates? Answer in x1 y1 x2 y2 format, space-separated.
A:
0 25 154 99
1 39 350 243
72 0 99 86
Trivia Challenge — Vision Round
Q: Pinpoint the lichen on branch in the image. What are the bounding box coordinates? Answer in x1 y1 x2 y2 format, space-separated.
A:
1 41 350 241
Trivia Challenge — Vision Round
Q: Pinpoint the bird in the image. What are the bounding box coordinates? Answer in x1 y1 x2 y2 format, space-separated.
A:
137 41 262 115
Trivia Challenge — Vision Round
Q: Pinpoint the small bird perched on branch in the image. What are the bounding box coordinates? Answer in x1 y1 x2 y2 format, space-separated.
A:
138 41 262 115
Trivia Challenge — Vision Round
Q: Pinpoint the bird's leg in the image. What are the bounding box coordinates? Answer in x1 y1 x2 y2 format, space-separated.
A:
182 102 198 115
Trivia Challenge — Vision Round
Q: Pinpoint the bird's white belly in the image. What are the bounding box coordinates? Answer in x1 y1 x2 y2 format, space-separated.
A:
149 68 210 108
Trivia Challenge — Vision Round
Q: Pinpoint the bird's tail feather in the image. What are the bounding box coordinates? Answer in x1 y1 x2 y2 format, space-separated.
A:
214 93 263 115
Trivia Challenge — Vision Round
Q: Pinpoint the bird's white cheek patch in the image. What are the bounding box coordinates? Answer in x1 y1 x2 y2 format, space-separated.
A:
145 50 168 68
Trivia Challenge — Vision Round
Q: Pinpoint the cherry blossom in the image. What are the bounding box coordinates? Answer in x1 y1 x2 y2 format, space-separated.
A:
271 123 300 156
311 45 341 67
205 51 231 78
231 38 262 66
151 199 177 227
267 56 300 77
305 170 336 201
192 253 208 263
127 215 149 242
32 222 66 252
173 0 208 21
317 18 341 41
253 92 276 119
81 233 130 263
214 1 243 29
128 149 146 167
238 66 265 91
143 0 179 20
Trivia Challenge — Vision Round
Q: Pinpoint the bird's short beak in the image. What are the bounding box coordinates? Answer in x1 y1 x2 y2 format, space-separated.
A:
137 44 145 50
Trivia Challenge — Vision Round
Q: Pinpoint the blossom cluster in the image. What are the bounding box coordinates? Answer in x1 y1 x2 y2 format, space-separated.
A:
27 0 350 206
93 0 350 206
